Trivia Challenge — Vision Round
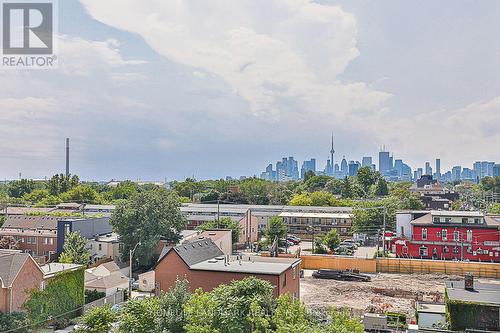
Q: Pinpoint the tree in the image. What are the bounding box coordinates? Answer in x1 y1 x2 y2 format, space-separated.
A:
7 179 35 198
302 175 331 192
60 184 101 203
239 178 269 205
323 229 341 251
488 203 500 214
199 216 241 244
303 170 315 182
266 216 287 242
22 189 50 203
340 177 353 199
158 279 191 333
309 191 335 206
118 297 160 333
47 174 79 196
288 193 312 206
183 289 220 333
374 178 389 196
272 294 314 333
0 236 19 250
320 308 364 333
75 305 117 333
356 167 377 195
59 231 90 265
110 189 187 268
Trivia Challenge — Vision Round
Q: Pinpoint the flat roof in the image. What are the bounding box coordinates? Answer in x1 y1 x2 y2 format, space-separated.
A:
445 280 500 306
417 302 446 314
182 203 353 213
278 212 353 219
42 263 82 278
189 256 301 275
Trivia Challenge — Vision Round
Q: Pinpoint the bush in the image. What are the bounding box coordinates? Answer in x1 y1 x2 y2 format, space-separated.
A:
75 305 117 333
0 312 29 333
85 289 106 304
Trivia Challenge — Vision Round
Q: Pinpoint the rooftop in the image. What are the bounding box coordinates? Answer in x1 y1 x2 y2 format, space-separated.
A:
417 302 446 314
41 262 83 278
278 212 353 219
445 280 500 306
190 255 301 275
0 250 37 288
85 271 128 289
184 229 232 243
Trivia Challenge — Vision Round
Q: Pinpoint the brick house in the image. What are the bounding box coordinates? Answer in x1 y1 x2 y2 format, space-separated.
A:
155 239 301 297
0 250 44 313
0 215 112 261
392 211 500 262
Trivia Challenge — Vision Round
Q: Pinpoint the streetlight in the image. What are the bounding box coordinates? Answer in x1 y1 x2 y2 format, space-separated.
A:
129 242 141 299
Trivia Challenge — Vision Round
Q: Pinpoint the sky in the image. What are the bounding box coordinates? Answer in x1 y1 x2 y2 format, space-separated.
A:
1 0 499 181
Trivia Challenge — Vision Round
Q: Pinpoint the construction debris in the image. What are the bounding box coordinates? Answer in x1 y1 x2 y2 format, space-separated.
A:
312 269 371 282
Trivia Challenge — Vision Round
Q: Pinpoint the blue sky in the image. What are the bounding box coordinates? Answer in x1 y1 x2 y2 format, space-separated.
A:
1 0 499 181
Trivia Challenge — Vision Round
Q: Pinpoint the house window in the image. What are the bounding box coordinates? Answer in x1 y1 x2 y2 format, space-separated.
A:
422 228 427 240
467 246 473 254
443 246 449 253
445 218 452 223
442 229 447 241
49 238 53 245
419 246 428 257
98 244 102 251
436 231 441 238
64 224 71 235
467 230 472 242
474 218 481 224
433 217 440 223
453 246 459 254
453 231 459 242
282 273 287 288
292 266 297 280
462 218 469 224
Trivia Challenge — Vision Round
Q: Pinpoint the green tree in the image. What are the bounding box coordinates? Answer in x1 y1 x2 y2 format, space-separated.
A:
320 308 364 333
109 180 138 200
60 184 101 203
240 178 270 205
0 312 29 333
7 179 36 198
323 229 341 251
313 238 328 254
288 193 312 206
356 167 377 195
158 279 191 333
118 297 160 333
110 189 187 268
59 231 90 265
75 305 117 333
266 216 287 242
47 174 79 196
340 177 353 199
272 294 314 333
310 191 335 206
199 216 241 244
184 289 220 333
488 203 500 214
302 175 332 192
389 186 423 210
22 189 50 203
374 178 389 196
303 170 316 182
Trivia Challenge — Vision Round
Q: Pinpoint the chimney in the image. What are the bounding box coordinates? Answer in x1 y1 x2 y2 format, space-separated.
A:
464 273 474 290
65 138 70 177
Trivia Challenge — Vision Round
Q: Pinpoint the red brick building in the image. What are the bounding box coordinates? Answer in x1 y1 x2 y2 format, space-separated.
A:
0 250 44 313
391 211 500 262
155 239 301 297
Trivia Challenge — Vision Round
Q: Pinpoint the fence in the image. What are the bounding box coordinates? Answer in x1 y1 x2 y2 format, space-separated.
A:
83 291 124 312
300 254 500 278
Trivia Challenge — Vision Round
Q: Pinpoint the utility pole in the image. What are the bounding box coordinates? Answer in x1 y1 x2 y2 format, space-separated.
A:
129 242 141 299
217 199 220 228
382 207 387 256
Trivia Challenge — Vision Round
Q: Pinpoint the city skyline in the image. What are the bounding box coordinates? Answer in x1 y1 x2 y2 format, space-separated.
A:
1 1 499 180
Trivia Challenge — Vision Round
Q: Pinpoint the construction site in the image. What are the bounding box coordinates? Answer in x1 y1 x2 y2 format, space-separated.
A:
300 270 453 317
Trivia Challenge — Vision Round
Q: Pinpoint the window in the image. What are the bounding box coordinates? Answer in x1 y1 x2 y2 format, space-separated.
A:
443 246 449 253
64 224 71 235
442 229 447 241
292 266 297 280
436 231 441 238
453 246 459 254
422 228 427 240
445 218 452 223
43 238 48 245
282 273 287 288
467 246 473 254
98 244 102 251
453 231 459 241
49 238 53 245
433 217 440 223
462 218 469 224
467 230 472 242
474 218 482 224
419 246 428 257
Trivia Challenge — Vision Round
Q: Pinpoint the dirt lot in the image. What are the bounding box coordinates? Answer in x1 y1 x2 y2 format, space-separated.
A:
300 270 457 317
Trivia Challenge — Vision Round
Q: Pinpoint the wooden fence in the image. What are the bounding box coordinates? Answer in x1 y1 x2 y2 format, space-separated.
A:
300 254 500 278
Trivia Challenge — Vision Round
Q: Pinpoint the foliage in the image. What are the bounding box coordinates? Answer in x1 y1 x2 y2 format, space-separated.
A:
302 175 332 193
374 178 389 196
313 237 328 254
59 231 90 265
488 203 500 214
480 176 500 193
239 177 270 205
199 216 241 244
75 305 117 333
118 297 161 333
272 294 313 333
7 179 36 198
110 188 187 268
22 189 50 203
24 268 85 325
320 308 364 333
184 289 220 333
158 279 191 333
323 229 341 251
48 174 80 196
0 235 19 249
288 193 313 206
340 177 353 199
60 184 101 203
85 289 106 304
266 216 287 242
0 312 29 333
356 166 378 195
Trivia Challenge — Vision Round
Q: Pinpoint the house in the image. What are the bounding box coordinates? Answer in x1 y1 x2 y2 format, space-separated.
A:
0 250 82 313
0 215 112 261
445 277 500 331
137 270 155 292
183 229 232 255
409 177 459 211
392 211 500 262
87 233 122 263
154 239 301 298
0 250 44 313
85 261 129 296
82 204 116 217
416 302 446 329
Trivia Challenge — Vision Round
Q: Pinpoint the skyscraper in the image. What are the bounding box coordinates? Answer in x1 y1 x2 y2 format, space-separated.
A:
435 159 441 176
340 156 348 177
348 161 360 176
452 166 462 181
379 151 391 175
425 162 432 176
330 133 335 174
362 156 372 168
301 158 316 179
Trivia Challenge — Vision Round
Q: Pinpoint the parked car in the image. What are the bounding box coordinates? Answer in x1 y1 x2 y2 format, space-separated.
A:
131 280 139 290
339 241 357 250
287 235 301 244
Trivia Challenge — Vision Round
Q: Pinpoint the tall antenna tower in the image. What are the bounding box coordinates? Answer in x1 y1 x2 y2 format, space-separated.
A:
65 138 70 177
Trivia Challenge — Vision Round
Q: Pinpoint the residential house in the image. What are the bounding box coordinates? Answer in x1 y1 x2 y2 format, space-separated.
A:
279 211 354 239
87 233 122 263
183 229 232 255
154 239 301 298
85 261 129 296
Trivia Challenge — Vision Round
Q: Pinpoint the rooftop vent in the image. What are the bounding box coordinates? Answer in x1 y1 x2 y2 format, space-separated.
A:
208 259 218 263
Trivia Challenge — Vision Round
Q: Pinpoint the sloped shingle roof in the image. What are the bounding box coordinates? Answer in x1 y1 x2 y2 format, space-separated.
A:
0 251 31 287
